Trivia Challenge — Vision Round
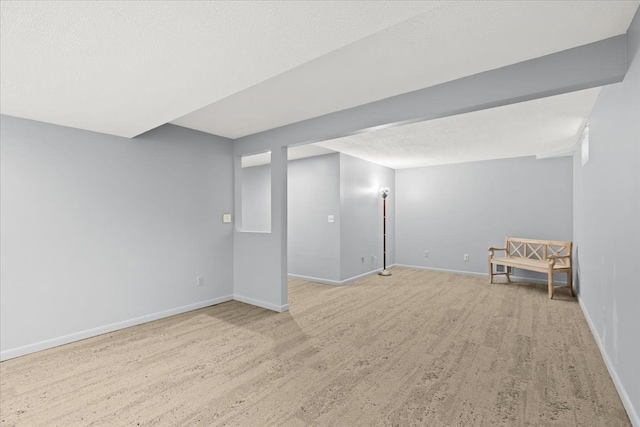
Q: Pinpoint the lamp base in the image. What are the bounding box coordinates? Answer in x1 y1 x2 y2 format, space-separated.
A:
378 269 392 277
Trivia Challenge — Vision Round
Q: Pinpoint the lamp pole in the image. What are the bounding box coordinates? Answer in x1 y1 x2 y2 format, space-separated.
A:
378 187 391 276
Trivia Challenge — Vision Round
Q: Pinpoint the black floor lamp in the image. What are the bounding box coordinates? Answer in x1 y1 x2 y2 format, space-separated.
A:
378 187 391 277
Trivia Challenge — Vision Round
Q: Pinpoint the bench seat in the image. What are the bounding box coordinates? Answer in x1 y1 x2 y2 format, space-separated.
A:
488 237 573 299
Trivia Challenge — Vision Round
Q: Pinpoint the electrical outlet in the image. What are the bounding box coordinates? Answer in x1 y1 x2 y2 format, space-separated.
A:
197 276 204 287
425 251 429 258
464 254 469 262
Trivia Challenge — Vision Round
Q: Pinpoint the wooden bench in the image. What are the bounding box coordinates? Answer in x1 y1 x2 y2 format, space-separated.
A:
488 237 573 299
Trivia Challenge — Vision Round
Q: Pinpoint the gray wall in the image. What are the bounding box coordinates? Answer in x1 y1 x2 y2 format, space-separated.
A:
241 164 271 232
0 116 234 359
396 156 573 281
288 154 341 282
242 153 392 284
572 10 640 424
340 154 395 281
231 36 624 316
233 144 288 312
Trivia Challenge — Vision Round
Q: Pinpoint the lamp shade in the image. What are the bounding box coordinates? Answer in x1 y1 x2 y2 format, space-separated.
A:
379 187 390 199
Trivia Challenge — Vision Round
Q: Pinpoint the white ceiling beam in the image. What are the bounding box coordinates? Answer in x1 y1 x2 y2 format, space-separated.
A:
536 146 578 160
234 35 627 154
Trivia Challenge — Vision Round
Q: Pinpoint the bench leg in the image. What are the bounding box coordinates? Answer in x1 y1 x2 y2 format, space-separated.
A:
505 268 511 283
567 270 574 297
548 270 554 299
488 259 493 283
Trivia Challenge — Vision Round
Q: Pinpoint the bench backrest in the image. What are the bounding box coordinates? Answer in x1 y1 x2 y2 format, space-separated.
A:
505 237 572 266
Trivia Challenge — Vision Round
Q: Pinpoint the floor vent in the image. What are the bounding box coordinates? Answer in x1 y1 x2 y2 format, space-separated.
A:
496 265 515 274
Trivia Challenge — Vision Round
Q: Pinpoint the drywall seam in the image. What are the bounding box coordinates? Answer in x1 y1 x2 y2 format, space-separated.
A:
577 296 639 427
233 294 289 313
394 264 568 285
0 295 234 362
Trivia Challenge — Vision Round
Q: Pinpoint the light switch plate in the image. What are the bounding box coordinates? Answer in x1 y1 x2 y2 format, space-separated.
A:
328 215 334 223
222 213 232 223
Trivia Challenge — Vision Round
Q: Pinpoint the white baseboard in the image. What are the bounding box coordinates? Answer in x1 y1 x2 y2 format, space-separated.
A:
233 294 289 313
288 264 397 287
342 264 398 285
0 295 234 362
394 264 567 285
288 273 342 286
577 296 639 427
396 264 487 278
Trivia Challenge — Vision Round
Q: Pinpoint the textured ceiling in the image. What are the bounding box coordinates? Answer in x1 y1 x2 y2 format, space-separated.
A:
0 1 437 137
1 1 636 172
315 88 601 169
173 1 639 138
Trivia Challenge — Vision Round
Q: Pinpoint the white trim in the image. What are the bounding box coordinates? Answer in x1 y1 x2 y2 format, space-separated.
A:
396 264 487 278
288 273 343 286
233 294 289 313
288 264 397 287
342 264 398 285
0 295 234 362
577 296 639 427
394 264 567 285
536 145 577 160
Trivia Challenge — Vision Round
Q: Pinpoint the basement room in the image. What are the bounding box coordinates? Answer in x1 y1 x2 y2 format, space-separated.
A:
1 1 638 426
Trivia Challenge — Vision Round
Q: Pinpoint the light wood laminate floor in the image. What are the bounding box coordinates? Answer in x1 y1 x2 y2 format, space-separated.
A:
0 268 630 426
